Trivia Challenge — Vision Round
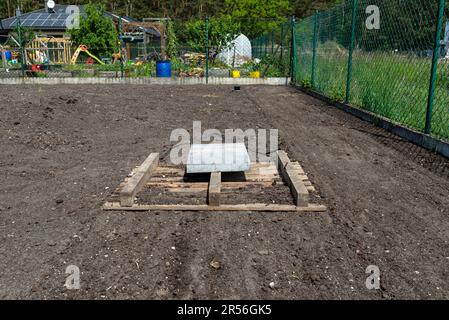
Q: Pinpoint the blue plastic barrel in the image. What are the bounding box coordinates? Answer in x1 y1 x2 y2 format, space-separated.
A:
156 60 171 77
4 51 12 61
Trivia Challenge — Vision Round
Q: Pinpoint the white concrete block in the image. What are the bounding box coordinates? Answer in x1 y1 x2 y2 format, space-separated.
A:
187 143 251 173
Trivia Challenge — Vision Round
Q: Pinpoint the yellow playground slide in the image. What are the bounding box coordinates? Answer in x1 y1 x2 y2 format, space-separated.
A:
70 45 104 65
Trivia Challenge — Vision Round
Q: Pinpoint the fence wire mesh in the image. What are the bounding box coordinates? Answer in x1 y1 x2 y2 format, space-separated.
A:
279 0 449 142
0 16 290 80
251 20 291 77
350 0 438 136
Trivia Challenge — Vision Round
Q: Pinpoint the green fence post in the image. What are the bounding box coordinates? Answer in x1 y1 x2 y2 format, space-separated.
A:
271 30 274 55
263 33 268 56
205 17 209 84
252 38 256 58
290 16 297 84
311 11 319 88
425 0 445 134
16 17 25 77
257 38 260 58
280 23 284 61
118 16 124 79
345 0 358 103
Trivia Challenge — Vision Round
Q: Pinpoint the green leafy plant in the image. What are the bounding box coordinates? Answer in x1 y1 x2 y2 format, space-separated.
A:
240 60 260 72
133 61 156 77
8 24 35 47
165 19 178 62
184 17 240 62
69 3 118 59
301 79 312 88
329 87 345 102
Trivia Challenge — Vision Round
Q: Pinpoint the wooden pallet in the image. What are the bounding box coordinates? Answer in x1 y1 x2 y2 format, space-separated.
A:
103 150 327 213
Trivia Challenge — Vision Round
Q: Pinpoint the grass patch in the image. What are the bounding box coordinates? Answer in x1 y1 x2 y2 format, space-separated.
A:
296 47 449 140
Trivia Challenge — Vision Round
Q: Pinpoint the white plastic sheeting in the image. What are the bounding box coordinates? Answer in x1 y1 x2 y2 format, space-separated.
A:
217 34 252 67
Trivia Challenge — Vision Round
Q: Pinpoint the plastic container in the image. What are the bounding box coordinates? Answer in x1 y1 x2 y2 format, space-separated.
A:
250 71 260 78
4 51 12 61
156 60 172 77
231 70 241 78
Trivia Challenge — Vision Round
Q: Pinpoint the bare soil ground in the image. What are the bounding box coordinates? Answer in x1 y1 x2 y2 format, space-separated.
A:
0 84 448 300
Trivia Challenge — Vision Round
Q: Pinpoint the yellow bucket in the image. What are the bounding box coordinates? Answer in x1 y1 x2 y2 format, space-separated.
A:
231 70 241 78
250 71 260 78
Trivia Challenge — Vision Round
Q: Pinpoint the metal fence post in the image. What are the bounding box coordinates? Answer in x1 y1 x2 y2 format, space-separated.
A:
263 32 268 57
118 16 124 79
16 17 25 77
311 11 319 88
205 17 209 84
271 30 274 55
290 16 297 84
425 0 445 134
280 23 284 61
345 0 358 103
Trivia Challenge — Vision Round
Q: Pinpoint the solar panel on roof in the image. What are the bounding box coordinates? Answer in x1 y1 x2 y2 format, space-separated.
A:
1 5 110 30
7 11 72 29
52 19 66 27
42 15 51 26
27 13 38 19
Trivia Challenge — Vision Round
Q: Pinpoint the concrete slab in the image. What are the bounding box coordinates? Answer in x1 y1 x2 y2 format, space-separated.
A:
187 143 251 173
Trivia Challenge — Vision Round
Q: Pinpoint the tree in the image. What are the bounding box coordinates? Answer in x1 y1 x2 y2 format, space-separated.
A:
223 0 290 38
291 0 342 18
0 1 348 22
184 17 240 61
69 4 118 58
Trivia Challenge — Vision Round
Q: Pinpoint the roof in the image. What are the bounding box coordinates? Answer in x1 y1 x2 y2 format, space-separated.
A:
0 5 160 37
1 5 76 30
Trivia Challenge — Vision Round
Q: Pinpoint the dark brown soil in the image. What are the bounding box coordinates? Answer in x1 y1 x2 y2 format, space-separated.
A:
0 84 448 300
135 183 294 206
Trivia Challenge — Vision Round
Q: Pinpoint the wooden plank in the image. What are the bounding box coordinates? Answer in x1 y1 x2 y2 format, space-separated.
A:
155 167 185 174
255 168 279 175
120 153 159 207
148 176 281 183
208 172 221 206
152 162 280 178
277 151 309 207
307 186 316 192
103 202 327 212
146 181 277 189
250 162 273 168
288 162 305 174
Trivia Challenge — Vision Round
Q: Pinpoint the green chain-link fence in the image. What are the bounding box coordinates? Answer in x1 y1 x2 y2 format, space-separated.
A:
1 15 289 80
251 20 292 77
283 0 449 141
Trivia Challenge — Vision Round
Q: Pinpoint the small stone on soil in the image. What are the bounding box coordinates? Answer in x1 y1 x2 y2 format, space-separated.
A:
210 260 221 270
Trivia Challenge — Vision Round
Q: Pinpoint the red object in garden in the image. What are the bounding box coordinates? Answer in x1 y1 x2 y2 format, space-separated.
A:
86 57 94 65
